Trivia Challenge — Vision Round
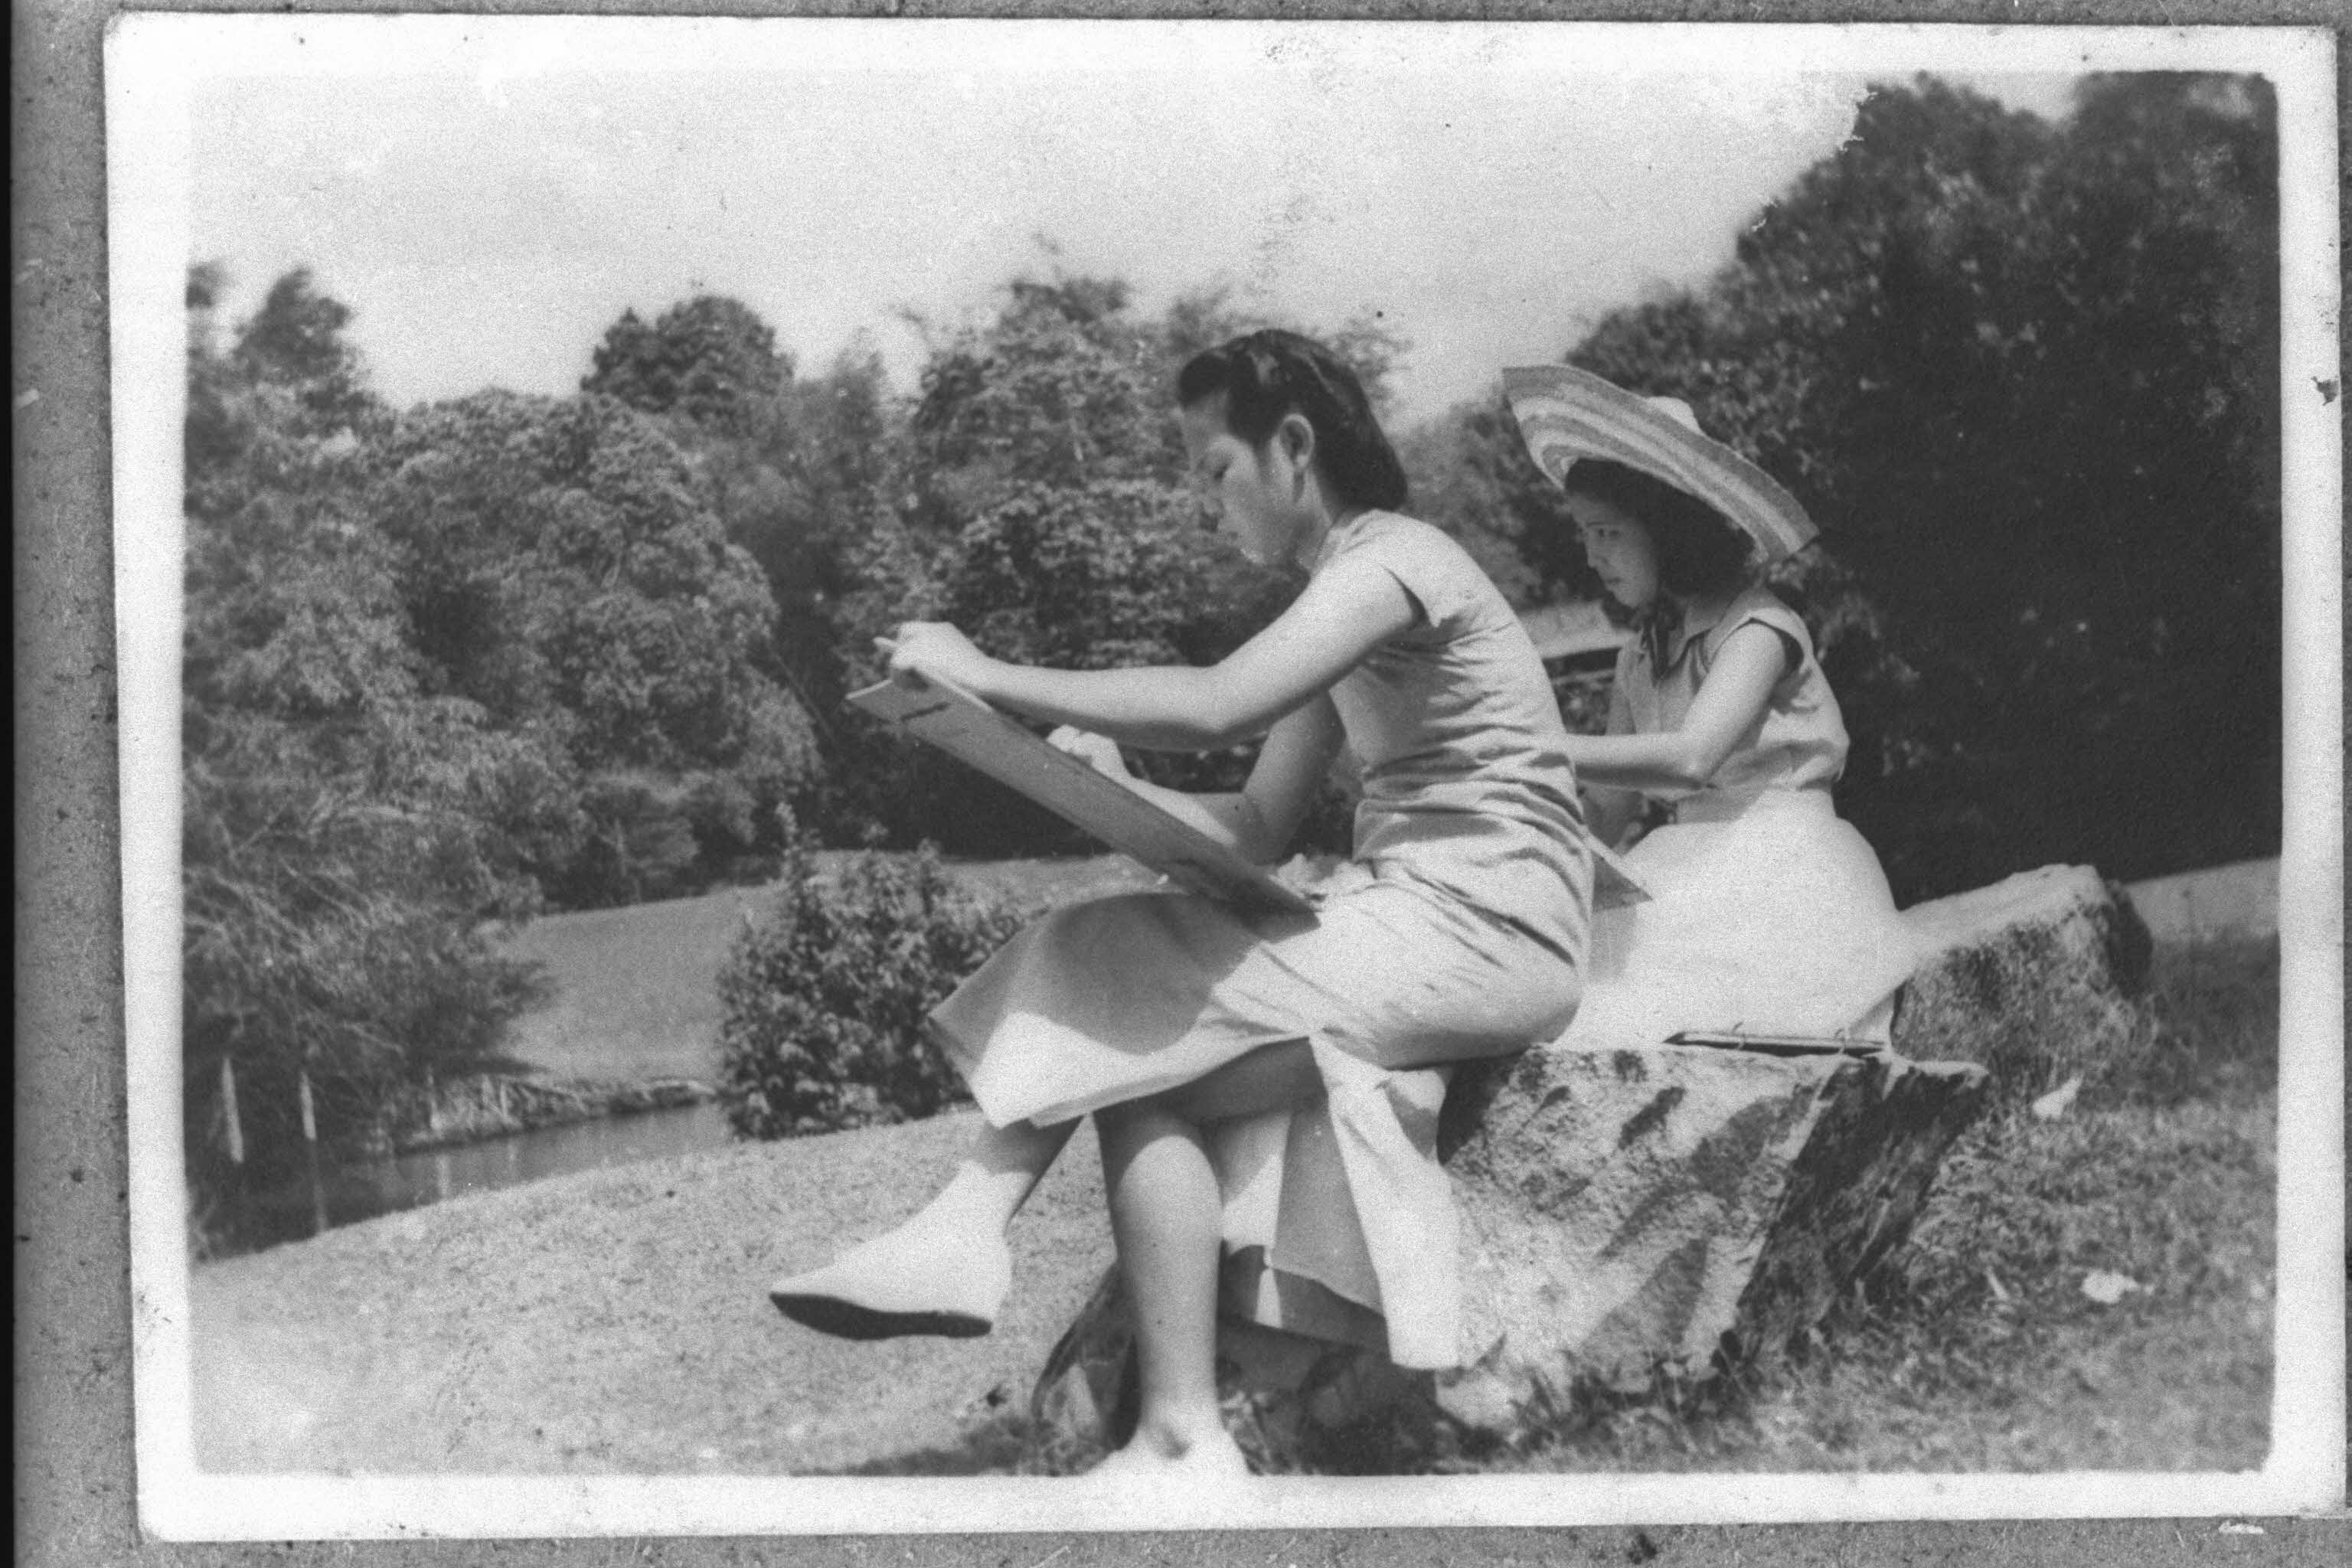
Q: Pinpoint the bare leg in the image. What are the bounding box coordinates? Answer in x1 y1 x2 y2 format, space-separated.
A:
882 1027 1322 1245
903 1113 1079 1237
1089 1037 1325 1475
769 1112 1076 1340
1093 1102 1249 1475
771 1036 1320 1349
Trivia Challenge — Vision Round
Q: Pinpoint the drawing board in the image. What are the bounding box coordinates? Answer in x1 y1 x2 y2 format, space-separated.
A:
851 675 1651 913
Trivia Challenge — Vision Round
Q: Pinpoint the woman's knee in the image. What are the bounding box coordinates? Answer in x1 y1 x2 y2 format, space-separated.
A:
1095 1098 1189 1157
1157 1038 1323 1123
1096 1040 1322 1169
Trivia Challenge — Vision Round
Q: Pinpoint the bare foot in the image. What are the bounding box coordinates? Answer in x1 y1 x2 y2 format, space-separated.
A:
1088 1426 1251 1478
767 1218 1010 1341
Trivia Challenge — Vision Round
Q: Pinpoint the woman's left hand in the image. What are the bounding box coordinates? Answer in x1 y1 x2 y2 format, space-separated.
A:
877 622 998 697
1048 726 1132 780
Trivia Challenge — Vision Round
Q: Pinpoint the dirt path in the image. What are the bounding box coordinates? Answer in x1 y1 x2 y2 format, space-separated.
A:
189 1110 1112 1475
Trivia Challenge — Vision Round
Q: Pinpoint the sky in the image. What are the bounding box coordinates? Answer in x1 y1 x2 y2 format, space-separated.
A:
180 19 2088 429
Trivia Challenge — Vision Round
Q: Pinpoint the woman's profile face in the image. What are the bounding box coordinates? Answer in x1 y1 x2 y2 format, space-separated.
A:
1180 397 1311 569
1567 491 1661 611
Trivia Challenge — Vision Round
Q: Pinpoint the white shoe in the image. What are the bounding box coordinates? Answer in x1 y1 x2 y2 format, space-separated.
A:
767 1223 1010 1341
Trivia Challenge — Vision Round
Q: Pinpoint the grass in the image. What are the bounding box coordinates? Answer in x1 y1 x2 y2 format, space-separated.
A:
496 884 766 1082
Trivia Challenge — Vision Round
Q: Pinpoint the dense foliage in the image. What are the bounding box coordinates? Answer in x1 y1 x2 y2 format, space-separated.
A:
714 841 1026 1137
370 390 817 905
183 269 560 1185
181 274 820 1184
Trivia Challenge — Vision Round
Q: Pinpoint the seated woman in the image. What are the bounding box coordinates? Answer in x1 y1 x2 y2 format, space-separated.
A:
769 332 1594 1472
1503 363 1916 1055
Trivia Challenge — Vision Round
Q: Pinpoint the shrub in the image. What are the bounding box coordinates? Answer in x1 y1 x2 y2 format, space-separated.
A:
716 840 1026 1138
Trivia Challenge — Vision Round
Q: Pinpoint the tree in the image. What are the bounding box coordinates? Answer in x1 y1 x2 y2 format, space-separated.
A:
744 340 907 739
905 274 1184 516
1540 74 2281 897
582 295 818 622
582 299 914 841
370 389 821 903
182 266 566 1193
583 294 792 439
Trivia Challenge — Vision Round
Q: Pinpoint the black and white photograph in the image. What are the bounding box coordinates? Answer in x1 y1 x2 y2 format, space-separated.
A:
96 12 2338 1540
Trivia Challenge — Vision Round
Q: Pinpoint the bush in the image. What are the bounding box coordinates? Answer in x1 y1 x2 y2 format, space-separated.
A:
716 840 1026 1138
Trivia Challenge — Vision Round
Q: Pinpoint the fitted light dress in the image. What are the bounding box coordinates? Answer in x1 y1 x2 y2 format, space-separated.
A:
928 512 1594 1370
1562 585 1916 1056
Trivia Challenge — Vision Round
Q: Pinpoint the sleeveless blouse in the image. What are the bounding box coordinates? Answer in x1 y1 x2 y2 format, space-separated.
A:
1616 584 1847 808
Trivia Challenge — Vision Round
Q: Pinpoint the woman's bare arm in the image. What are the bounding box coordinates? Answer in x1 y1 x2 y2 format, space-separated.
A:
885 555 1416 752
1564 620 1792 796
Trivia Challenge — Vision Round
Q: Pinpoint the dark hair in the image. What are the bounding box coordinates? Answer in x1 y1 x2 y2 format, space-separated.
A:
1175 329 1408 512
1562 459 1756 602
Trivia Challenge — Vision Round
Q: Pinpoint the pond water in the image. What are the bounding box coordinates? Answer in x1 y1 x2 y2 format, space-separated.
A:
202 1099 735 1260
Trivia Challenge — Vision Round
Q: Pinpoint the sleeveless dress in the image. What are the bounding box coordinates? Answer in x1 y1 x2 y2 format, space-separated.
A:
1561 585 1916 1054
927 511 1594 1370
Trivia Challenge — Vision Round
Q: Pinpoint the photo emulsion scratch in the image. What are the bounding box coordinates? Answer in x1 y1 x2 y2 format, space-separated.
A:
103 12 2341 1540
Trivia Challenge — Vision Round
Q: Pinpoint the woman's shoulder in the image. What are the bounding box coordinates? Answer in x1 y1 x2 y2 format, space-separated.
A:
1334 509 1458 559
1328 511 1501 622
1717 584 1814 655
1726 582 1801 619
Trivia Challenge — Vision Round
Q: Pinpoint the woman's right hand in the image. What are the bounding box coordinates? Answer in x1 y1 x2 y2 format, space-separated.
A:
876 622 998 698
1049 726 1132 781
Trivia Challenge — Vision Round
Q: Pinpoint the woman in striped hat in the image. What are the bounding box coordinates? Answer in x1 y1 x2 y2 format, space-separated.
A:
1504 364 1915 1054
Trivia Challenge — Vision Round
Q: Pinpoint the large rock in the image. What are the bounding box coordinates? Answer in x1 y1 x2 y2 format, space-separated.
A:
1433 1042 1987 1429
1027 864 2151 1470
1892 864 2153 1104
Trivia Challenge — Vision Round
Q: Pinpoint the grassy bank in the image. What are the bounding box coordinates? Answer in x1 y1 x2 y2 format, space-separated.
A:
373 1072 713 1156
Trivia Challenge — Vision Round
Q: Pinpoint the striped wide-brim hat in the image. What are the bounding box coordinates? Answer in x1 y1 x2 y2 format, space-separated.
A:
1503 363 1818 563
